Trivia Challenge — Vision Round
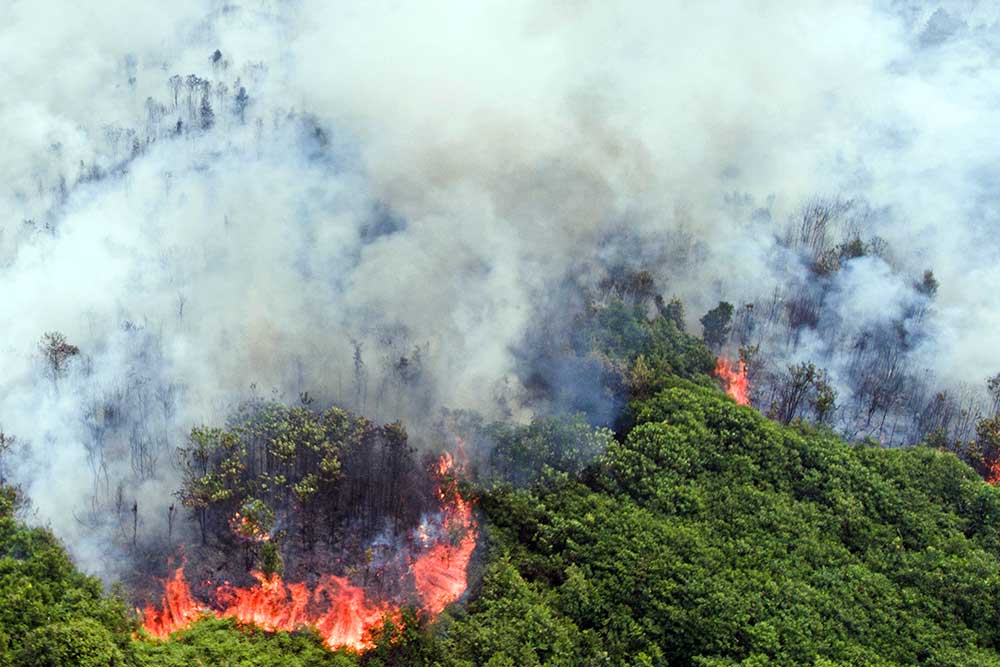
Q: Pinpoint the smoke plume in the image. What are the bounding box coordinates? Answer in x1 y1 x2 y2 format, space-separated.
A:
2 0 999 575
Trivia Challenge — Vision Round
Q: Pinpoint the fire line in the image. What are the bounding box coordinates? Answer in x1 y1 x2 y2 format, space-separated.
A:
141 447 477 651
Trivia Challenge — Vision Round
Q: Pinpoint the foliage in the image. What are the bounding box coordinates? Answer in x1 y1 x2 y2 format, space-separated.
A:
14 618 125 667
360 608 442 667
459 413 615 489
472 384 1000 666
699 301 734 352
8 311 1000 665
0 487 134 667
436 560 601 667
38 330 80 383
766 362 837 425
572 297 716 404
177 402 429 558
133 617 356 667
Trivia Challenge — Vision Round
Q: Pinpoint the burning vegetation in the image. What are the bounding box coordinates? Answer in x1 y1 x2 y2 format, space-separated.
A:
714 356 750 406
137 403 478 651
11 2 1000 663
10 288 1000 666
141 448 475 650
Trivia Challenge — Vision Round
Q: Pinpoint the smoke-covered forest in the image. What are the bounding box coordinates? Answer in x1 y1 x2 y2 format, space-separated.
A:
6 1 1000 665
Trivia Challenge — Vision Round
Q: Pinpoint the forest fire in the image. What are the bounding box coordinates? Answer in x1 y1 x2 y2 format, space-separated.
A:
715 356 750 406
216 573 387 650
229 512 271 542
141 448 477 651
985 457 1000 485
412 448 478 615
140 567 208 640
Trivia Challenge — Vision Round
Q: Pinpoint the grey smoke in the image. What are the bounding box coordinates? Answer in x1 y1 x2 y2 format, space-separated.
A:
2 0 1000 576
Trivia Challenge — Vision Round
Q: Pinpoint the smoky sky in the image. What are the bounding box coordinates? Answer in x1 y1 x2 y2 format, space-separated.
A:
2 0 1000 575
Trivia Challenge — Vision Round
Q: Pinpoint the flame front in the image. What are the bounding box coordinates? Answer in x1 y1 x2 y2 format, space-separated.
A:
412 445 478 615
216 572 386 651
140 567 208 639
715 356 750 406
142 446 477 651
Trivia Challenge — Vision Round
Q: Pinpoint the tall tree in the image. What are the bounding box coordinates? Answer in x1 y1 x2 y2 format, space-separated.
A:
199 94 214 130
39 331 79 388
699 301 733 352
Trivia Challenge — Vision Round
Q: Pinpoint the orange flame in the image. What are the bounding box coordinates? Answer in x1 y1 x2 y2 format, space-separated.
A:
986 456 1000 485
217 572 387 651
412 441 478 615
715 356 750 406
140 567 208 639
142 569 385 651
142 446 477 651
229 513 271 542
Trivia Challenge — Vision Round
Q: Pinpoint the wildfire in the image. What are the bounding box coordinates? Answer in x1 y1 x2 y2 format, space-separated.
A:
229 513 271 542
715 356 750 406
986 456 1000 485
141 445 477 651
217 573 387 651
412 442 478 615
140 567 208 639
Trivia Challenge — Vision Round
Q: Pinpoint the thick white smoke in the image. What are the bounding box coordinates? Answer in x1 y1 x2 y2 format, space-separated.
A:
2 0 999 574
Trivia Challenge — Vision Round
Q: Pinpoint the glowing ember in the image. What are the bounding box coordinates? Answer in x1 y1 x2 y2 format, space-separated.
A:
142 445 478 651
715 356 750 406
229 513 271 542
986 456 1000 485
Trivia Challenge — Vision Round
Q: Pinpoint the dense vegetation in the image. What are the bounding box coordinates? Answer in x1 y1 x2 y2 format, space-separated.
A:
175 403 434 583
6 299 1000 666
0 487 134 667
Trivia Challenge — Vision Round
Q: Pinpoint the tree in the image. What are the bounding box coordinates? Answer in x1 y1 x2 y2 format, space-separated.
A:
39 331 79 386
769 361 821 425
656 296 685 331
975 416 1000 481
258 540 284 577
177 426 227 545
439 561 595 667
915 269 939 297
353 340 368 413
200 94 215 130
184 74 202 121
987 373 1000 416
168 74 183 110
599 268 657 305
812 373 837 424
473 414 614 488
233 83 249 124
14 619 125 667
699 301 733 352
0 431 15 486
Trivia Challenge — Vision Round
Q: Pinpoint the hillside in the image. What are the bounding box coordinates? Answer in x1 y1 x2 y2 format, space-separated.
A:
11 4 1000 666
4 314 1000 666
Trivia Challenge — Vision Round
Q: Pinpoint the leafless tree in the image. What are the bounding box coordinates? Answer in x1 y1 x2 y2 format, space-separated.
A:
0 431 16 486
39 331 79 388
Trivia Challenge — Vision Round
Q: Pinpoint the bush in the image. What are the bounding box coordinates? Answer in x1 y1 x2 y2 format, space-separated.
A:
14 618 124 667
